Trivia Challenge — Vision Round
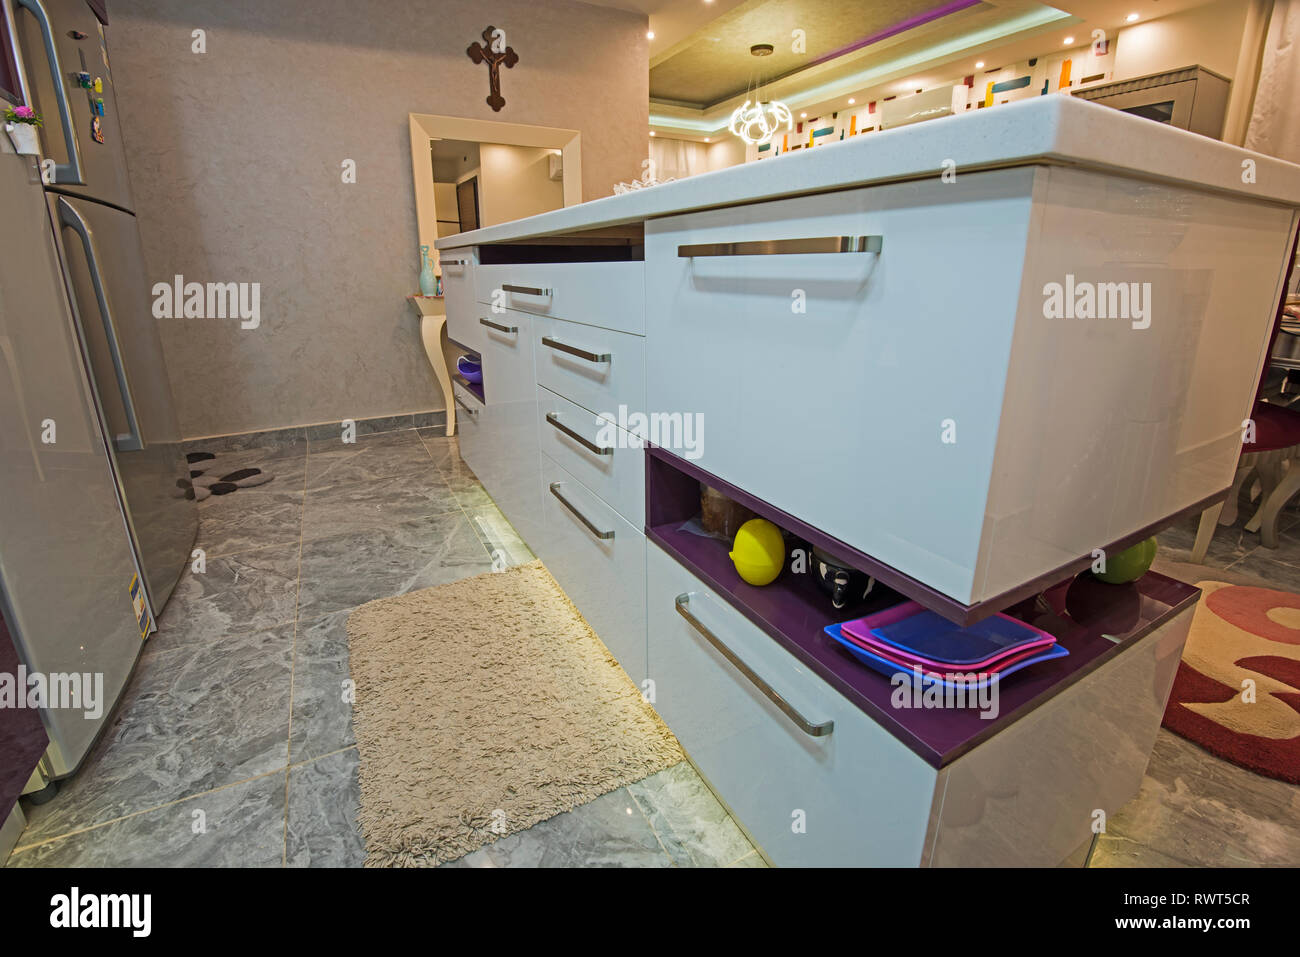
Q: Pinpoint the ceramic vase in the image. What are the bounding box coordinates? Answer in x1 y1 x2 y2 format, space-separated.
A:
419 244 438 296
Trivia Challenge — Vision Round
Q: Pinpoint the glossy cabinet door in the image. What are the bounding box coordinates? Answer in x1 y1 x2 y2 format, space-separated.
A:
535 384 644 527
473 262 646 335
478 309 542 544
537 456 647 686
452 379 487 477
646 543 937 866
533 314 645 420
440 248 481 351
645 169 1036 605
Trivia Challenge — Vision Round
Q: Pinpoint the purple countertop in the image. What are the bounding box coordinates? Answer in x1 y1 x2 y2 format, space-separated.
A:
647 512 1199 769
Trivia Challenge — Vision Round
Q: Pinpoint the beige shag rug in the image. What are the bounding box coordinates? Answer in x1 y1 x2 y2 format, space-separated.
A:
347 560 682 866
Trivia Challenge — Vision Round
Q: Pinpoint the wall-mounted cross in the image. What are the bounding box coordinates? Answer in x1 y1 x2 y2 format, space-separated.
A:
466 26 518 113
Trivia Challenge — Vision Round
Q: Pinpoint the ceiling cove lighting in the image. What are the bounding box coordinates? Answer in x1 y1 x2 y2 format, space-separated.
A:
1063 36 1074 44
975 60 985 68
649 8 1071 134
1126 12 1139 21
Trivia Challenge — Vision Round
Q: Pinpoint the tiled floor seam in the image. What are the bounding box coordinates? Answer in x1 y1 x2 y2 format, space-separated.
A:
625 783 683 867
10 766 291 855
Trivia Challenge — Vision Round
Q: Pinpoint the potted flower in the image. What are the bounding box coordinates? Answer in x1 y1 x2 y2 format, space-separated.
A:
4 104 43 156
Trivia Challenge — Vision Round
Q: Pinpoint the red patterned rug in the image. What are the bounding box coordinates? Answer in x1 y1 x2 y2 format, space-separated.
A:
1162 581 1300 784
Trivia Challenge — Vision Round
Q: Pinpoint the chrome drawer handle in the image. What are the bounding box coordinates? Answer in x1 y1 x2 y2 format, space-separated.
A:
675 592 834 738
453 393 479 416
549 482 615 540
441 258 468 267
677 236 883 257
546 412 613 456
502 283 552 297
479 317 518 334
541 336 611 363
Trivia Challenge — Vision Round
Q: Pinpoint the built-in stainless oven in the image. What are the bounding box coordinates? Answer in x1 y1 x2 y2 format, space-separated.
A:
1072 65 1229 139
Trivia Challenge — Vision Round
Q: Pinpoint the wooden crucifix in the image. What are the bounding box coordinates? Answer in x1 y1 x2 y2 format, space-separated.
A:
467 26 518 113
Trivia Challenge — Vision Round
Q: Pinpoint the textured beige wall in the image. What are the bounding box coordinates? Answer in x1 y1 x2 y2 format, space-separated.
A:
107 0 648 438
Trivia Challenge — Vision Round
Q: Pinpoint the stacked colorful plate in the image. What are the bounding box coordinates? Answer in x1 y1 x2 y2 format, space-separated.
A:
824 600 1068 691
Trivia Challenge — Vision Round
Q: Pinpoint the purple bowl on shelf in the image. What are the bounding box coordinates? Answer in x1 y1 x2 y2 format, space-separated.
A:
456 355 483 384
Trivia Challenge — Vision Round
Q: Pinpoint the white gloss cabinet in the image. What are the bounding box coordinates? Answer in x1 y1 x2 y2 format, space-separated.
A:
477 309 542 544
645 166 1299 606
646 542 937 866
536 456 648 686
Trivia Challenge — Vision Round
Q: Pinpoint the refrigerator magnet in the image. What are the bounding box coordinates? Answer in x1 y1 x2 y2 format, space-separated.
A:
90 115 104 143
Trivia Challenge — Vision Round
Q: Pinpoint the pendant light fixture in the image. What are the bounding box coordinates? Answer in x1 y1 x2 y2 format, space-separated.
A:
729 43 793 145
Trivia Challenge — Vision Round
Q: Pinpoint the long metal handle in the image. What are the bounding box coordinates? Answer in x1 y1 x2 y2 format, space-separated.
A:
549 482 615 540
57 198 143 452
453 392 478 416
479 317 517 334
440 258 467 267
541 336 611 364
677 236 883 258
15 0 84 185
502 283 552 297
546 412 612 456
675 592 834 737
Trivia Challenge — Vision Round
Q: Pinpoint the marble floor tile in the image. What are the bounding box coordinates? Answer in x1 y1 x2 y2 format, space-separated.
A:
1223 549 1300 591
296 513 493 619
416 429 460 470
285 749 366 868
446 787 673 868
8 771 286 868
728 850 770 867
304 429 433 490
194 489 305 557
462 503 535 567
19 624 294 844
440 461 494 510
153 543 300 649
290 610 355 762
1096 730 1300 868
300 471 459 543
627 761 757 867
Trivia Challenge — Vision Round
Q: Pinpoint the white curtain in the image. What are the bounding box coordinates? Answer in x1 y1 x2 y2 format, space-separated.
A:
1246 0 1300 162
648 137 710 182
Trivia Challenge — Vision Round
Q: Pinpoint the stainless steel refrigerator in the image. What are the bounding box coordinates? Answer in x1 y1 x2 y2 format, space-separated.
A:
6 0 195 615
0 0 196 779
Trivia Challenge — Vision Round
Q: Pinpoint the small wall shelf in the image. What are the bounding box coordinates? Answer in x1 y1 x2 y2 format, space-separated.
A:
644 445 1200 767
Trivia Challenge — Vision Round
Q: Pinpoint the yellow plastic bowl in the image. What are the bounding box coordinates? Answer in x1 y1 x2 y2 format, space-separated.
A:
729 518 785 586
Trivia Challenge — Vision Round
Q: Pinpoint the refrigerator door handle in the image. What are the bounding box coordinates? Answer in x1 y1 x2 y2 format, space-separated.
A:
14 0 86 186
56 198 145 452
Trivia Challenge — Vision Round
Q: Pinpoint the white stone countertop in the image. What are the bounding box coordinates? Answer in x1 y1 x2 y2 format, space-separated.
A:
436 95 1300 250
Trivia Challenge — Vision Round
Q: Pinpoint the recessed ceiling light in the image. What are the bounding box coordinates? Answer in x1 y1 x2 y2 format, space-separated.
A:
1126 12 1139 21
704 137 710 142
1063 36 1074 44
848 97 856 104
649 131 656 137
800 111 807 118
646 30 655 39
975 60 985 68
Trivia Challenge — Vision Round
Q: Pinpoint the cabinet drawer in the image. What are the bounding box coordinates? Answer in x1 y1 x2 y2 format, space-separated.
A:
452 380 487 476
441 248 479 349
644 169 1038 604
534 315 645 420
536 385 644 527
475 261 645 335
479 311 541 543
646 542 936 866
537 456 647 686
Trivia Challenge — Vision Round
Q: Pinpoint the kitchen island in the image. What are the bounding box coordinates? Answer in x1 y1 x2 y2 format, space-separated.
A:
434 95 1300 866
